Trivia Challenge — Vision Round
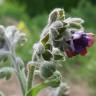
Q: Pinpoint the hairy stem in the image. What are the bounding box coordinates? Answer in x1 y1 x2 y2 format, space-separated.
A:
10 55 26 96
26 64 35 95
4 33 26 96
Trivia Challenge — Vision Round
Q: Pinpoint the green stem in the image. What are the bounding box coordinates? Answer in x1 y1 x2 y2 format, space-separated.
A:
26 64 35 95
10 55 26 96
4 28 26 96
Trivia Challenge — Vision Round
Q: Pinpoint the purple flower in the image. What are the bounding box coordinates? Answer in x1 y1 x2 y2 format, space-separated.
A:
65 32 95 58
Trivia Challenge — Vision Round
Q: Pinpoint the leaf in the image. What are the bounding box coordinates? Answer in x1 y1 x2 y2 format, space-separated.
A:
42 50 53 61
45 43 52 50
26 82 47 96
64 17 84 24
70 18 84 24
0 91 5 96
0 67 14 80
41 33 49 46
69 23 82 29
58 9 65 20
26 74 61 96
54 54 63 60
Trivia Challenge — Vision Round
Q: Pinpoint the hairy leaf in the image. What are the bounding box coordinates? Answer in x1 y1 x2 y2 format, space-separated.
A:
26 74 61 96
0 91 5 96
41 33 49 46
0 67 14 80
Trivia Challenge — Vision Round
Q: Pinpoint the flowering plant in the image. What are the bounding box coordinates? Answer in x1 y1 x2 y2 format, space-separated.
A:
0 8 95 96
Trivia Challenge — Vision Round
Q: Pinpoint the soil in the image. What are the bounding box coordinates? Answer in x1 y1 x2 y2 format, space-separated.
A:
0 74 91 96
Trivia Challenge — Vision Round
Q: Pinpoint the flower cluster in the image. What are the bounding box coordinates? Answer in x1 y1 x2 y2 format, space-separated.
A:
31 8 95 96
65 31 95 58
38 8 95 60
0 25 26 62
0 8 95 96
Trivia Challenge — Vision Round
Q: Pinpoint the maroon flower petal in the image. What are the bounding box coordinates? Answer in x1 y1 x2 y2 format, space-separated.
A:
80 48 87 56
65 49 77 58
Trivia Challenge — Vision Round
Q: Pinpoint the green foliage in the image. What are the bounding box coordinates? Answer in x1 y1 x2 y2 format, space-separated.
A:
26 82 47 96
12 0 80 17
0 91 5 96
0 1 96 95
26 71 61 96
0 67 14 80
0 2 29 24
70 0 96 30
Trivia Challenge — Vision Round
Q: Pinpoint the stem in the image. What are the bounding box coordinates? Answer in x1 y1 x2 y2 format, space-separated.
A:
26 64 35 94
4 34 27 96
10 55 26 96
26 52 37 95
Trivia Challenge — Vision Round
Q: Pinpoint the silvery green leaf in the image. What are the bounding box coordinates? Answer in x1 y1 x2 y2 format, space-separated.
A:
42 50 53 61
68 23 82 29
54 54 63 60
0 50 11 63
0 25 5 37
45 43 52 50
51 21 64 30
26 70 61 96
52 47 60 54
33 42 45 55
57 8 65 20
52 48 64 60
6 26 17 38
26 81 48 96
48 8 58 24
16 57 24 68
64 17 84 24
13 30 26 45
6 26 26 46
0 50 11 56
52 39 67 51
0 67 14 80
19 68 27 89
0 91 5 96
48 8 65 25
40 33 49 46
0 26 9 51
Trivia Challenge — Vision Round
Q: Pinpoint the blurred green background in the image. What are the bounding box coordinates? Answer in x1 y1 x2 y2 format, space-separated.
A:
0 0 96 95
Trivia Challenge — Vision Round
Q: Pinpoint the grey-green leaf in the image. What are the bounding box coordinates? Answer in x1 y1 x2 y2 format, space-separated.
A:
40 33 49 46
0 67 14 80
26 74 61 96
42 50 53 61
26 82 47 96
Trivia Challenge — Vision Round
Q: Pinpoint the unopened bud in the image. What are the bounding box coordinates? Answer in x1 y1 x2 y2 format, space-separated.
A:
40 61 56 79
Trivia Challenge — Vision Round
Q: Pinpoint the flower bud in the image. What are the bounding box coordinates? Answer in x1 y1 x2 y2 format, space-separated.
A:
33 42 45 55
40 61 56 79
48 70 61 88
